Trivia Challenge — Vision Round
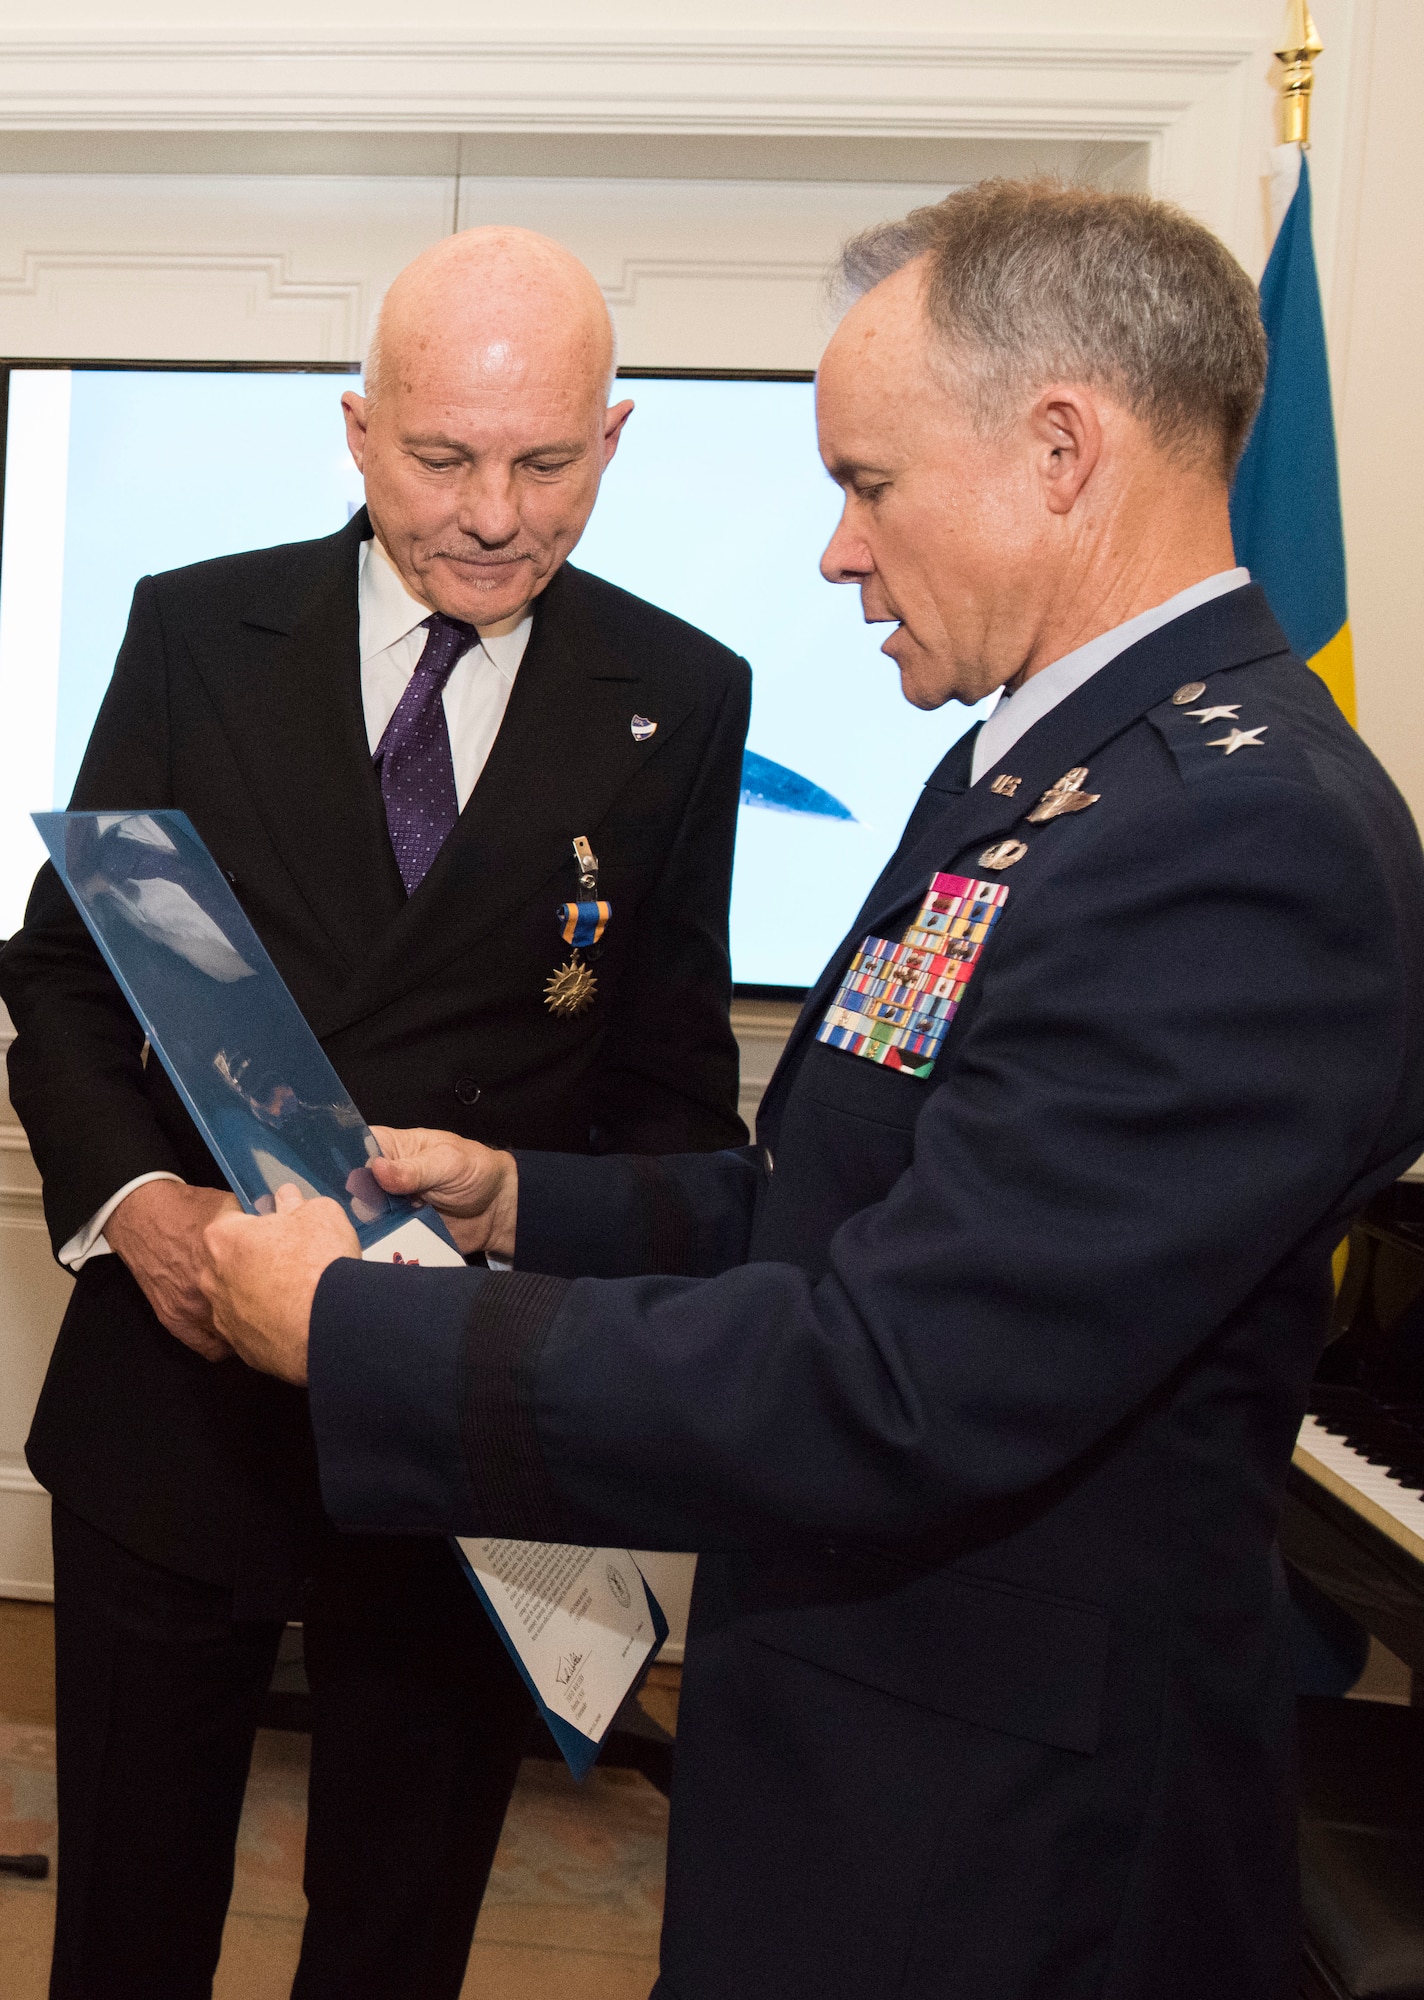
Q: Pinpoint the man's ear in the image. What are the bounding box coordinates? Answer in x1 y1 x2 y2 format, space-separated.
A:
341 391 370 475
602 397 635 469
1031 386 1103 517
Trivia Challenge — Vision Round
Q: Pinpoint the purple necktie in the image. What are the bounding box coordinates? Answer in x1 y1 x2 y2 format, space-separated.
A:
375 614 475 893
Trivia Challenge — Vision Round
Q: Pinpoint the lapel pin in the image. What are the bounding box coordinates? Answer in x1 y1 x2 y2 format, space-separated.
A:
1206 725 1268 755
980 839 1029 870
990 773 1022 797
1025 766 1101 824
631 715 657 742
1172 682 1207 705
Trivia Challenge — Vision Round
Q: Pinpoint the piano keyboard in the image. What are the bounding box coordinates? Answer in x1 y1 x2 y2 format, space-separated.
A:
1295 1409 1424 1567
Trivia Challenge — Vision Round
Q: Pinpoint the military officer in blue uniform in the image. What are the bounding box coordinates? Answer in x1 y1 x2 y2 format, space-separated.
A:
201 181 1424 2000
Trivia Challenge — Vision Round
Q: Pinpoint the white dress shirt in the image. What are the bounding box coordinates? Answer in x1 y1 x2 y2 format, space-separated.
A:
969 569 1250 786
61 537 534 1269
358 536 533 807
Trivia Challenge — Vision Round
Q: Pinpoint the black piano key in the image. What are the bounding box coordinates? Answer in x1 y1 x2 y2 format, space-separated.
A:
1304 1385 1424 1488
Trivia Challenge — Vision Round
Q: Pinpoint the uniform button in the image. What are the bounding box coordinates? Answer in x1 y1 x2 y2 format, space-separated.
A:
763 1147 774 1175
454 1076 482 1106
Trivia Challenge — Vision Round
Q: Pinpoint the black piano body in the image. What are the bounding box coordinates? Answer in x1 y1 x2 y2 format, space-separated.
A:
1284 1176 1424 1680
1281 1176 1424 2000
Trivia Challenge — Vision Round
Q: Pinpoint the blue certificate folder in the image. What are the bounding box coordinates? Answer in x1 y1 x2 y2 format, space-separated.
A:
33 808 453 1250
36 809 667 1776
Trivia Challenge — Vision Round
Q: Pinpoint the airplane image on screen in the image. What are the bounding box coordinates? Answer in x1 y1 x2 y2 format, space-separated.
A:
740 750 854 822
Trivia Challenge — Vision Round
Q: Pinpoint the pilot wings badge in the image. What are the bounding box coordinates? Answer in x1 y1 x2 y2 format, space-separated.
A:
1025 766 1101 823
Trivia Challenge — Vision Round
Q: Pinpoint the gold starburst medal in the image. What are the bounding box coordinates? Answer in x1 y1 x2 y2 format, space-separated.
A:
544 954 597 1017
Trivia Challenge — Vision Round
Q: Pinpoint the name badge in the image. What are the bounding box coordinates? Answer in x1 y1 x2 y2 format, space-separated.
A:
815 871 1008 1078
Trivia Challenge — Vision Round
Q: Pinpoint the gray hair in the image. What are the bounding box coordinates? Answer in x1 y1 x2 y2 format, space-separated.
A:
836 178 1267 475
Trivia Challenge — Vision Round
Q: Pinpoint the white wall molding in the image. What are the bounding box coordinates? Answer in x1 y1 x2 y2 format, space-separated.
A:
0 35 1258 135
0 175 454 363
0 248 363 358
0 33 1267 265
598 254 829 309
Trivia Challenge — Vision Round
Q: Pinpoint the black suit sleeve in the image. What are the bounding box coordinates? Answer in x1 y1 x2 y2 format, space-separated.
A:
586 657 751 1154
310 772 1420 1552
0 577 187 1251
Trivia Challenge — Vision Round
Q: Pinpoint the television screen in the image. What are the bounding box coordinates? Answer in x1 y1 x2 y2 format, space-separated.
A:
0 365 985 988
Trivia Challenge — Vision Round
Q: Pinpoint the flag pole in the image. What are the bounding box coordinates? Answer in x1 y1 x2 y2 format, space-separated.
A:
1277 1 1324 147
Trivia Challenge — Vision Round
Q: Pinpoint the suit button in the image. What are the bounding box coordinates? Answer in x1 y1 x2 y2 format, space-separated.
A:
454 1076 481 1107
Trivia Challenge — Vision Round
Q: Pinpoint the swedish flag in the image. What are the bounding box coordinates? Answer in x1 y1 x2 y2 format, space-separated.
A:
1229 153 1355 723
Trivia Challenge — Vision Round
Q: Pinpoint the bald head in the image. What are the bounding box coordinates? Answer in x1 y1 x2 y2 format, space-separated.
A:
342 226 631 628
365 226 616 411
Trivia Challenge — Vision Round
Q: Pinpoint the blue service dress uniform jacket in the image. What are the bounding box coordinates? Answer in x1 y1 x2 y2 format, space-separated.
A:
309 586 1424 2000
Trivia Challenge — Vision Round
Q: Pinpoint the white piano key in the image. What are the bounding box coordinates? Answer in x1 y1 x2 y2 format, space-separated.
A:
1294 1412 1424 1565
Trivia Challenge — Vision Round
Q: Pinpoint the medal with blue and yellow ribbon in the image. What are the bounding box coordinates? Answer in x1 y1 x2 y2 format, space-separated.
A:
545 836 610 1017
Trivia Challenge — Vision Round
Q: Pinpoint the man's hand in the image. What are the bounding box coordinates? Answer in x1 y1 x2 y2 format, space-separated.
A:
106 1180 242 1361
368 1126 518 1259
199 1186 360 1386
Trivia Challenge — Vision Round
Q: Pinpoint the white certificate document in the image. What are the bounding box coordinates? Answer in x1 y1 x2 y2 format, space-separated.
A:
364 1232 666 1774
455 1538 663 1766
360 1215 468 1268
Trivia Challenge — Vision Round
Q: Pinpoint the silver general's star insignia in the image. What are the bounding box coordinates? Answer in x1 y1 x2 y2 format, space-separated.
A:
1206 725 1268 756
1185 704 1240 725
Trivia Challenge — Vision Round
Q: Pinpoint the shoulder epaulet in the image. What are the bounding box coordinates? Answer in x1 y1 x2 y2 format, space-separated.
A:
1146 668 1309 788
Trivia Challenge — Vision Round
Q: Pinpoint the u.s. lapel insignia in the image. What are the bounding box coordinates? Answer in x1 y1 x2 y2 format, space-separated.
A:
1025 765 1101 824
631 715 657 742
980 839 1028 870
990 773 1021 797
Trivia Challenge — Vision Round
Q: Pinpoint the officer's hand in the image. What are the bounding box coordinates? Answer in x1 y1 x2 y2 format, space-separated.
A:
199 1186 360 1385
106 1180 242 1362
368 1126 519 1261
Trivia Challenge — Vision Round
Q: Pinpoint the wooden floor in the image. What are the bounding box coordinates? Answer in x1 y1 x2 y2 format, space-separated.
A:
0 1600 673 1999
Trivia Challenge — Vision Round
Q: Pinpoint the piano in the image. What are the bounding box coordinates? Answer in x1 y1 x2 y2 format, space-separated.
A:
1283 1172 1424 1682
1286 1175 1424 2000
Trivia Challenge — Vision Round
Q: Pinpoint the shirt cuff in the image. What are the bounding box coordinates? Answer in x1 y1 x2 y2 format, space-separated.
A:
308 1259 483 1533
58 1171 185 1270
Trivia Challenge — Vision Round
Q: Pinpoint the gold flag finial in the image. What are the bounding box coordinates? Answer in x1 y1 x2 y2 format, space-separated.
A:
1276 1 1324 147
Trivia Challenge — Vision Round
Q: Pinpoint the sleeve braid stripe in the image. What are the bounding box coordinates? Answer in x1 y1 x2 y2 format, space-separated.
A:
628 1157 701 1275
457 1271 570 1538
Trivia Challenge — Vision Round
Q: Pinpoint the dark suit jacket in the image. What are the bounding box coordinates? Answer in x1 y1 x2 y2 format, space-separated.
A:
309 589 1424 1999
0 508 749 1609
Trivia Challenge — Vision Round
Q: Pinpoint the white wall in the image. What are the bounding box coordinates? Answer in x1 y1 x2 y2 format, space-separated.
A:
0 0 1417 1606
0 1017 71 1597
1330 0 1424 815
